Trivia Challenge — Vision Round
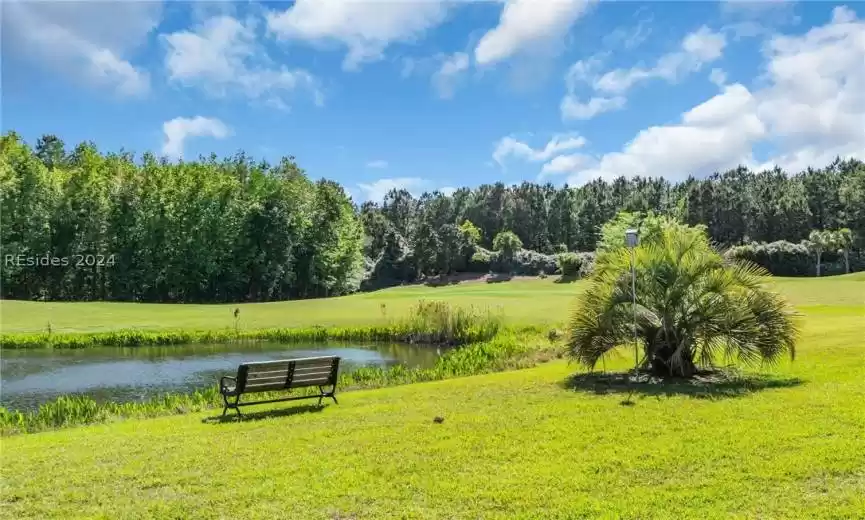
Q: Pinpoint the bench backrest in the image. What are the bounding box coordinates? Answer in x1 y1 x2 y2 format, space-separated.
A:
236 356 340 394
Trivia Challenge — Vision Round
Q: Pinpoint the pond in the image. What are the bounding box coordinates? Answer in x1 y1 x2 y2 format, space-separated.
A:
0 341 448 412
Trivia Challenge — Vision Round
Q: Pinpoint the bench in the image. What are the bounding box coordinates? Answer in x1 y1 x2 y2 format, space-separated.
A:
219 356 340 418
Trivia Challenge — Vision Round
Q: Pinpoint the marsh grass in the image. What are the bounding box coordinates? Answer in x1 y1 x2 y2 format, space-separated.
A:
0 300 504 349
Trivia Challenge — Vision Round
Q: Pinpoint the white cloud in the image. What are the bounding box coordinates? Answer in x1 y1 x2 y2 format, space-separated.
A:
432 52 470 99
162 117 231 159
357 177 431 202
563 6 865 184
493 133 587 166
540 153 593 177
439 186 457 196
164 16 323 109
719 0 800 41
3 1 158 96
567 84 764 184
593 26 727 94
559 26 726 120
753 5 865 168
366 160 389 169
266 0 449 71
709 68 727 87
604 14 653 50
560 95 626 120
475 0 595 66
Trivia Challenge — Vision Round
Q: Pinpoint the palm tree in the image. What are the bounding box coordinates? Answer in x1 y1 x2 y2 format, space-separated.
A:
836 228 853 274
567 225 798 378
808 230 833 277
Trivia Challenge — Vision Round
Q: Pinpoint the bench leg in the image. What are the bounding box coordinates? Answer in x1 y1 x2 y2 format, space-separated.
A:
222 393 242 419
318 385 339 406
318 385 338 406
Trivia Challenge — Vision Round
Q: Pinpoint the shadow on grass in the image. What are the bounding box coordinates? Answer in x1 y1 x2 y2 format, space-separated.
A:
562 370 804 403
486 273 513 283
554 274 580 284
423 273 487 287
202 403 327 424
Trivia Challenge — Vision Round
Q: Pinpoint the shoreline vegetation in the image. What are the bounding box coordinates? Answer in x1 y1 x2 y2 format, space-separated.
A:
0 301 557 435
0 329 559 435
0 300 506 350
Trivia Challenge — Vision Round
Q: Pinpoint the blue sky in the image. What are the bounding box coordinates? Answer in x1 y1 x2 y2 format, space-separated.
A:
3 0 864 201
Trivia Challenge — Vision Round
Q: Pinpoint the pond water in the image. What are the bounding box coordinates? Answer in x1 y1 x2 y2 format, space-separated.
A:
0 341 448 412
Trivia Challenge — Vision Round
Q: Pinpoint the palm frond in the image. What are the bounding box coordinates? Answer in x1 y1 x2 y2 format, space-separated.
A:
566 222 799 376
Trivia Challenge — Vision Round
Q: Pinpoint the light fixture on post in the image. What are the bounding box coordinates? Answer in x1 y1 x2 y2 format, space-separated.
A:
625 228 639 373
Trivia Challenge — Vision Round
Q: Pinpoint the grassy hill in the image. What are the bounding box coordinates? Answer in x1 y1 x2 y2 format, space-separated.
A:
1 274 862 334
1 274 863 519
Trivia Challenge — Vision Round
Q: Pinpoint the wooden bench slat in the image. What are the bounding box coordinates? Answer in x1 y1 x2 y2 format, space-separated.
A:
293 365 334 373
290 377 333 385
240 356 337 367
220 356 341 416
245 375 292 385
247 368 332 380
247 369 292 378
243 383 292 392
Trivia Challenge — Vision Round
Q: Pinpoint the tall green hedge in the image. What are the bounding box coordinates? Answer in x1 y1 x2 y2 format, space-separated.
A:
725 240 862 276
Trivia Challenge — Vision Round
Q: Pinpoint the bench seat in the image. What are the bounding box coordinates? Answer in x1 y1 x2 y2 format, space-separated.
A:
218 356 341 418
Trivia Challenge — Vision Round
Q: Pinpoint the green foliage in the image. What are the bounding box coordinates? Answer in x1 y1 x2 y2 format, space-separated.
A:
494 249 557 275
468 248 493 272
578 252 596 278
398 300 503 345
0 134 363 302
492 230 523 257
598 211 702 252
458 219 481 246
556 252 583 277
0 328 551 435
726 241 816 276
569 224 799 377
4 131 864 298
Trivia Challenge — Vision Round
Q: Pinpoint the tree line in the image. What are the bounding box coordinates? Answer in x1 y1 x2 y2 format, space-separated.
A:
361 158 865 282
1 133 364 302
1 132 863 302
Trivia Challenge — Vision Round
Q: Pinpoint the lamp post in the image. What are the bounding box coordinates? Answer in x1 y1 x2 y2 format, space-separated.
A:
625 229 639 373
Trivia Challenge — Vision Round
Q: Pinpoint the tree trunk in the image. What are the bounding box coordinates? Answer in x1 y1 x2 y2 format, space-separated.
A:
816 251 822 277
650 342 697 378
844 249 849 274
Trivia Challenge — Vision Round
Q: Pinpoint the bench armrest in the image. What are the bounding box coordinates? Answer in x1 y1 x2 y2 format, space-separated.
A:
219 376 237 393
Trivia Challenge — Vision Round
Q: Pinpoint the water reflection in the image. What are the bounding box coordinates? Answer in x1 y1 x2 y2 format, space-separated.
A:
0 341 448 411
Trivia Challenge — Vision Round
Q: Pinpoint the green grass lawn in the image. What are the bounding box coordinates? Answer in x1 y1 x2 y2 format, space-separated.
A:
2 274 863 334
2 317 863 519
1 274 864 519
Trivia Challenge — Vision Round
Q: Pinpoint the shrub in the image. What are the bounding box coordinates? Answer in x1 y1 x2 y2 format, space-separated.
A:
553 243 568 254
492 249 557 275
578 252 596 278
492 231 523 257
724 240 852 276
569 224 799 377
556 252 583 277
398 300 503 345
468 248 493 272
